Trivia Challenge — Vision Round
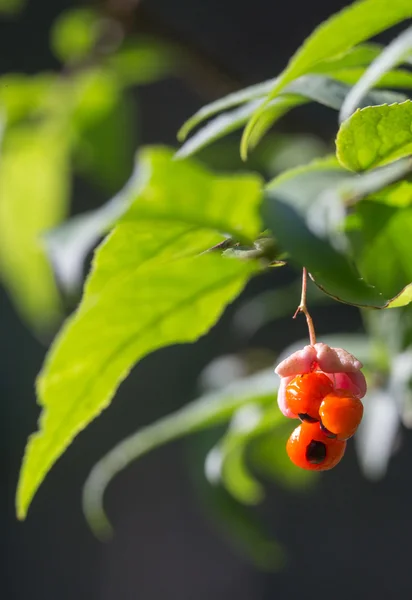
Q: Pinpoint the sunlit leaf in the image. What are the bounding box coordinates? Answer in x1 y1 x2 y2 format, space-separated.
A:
17 147 263 520
337 101 412 171
340 26 412 121
0 74 55 125
0 122 70 329
51 8 101 65
242 0 412 158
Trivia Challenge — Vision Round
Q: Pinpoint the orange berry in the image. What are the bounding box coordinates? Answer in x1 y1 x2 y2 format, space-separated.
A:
285 372 334 421
319 390 364 440
286 421 346 471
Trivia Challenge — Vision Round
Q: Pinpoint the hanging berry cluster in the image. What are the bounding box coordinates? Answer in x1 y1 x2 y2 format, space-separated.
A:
275 343 367 470
275 269 367 471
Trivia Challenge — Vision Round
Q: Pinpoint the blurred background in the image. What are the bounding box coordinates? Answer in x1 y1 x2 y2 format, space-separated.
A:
2 0 412 598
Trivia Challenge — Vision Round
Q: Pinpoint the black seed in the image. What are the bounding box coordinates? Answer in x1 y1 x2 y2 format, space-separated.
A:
298 413 318 423
320 422 337 439
306 440 326 464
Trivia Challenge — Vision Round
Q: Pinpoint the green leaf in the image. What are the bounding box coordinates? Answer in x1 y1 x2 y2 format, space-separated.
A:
0 74 55 125
0 122 70 329
177 96 306 159
82 368 276 537
178 76 402 159
263 157 412 308
0 0 25 15
340 26 412 121
350 201 412 298
17 147 263 520
249 422 316 490
51 8 101 65
207 404 283 505
337 101 412 171
242 0 412 158
75 90 136 193
45 188 131 293
107 37 178 87
178 43 384 143
330 66 412 89
189 431 285 571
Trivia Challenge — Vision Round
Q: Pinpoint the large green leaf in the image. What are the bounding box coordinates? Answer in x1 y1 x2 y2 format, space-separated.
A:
340 26 412 121
0 122 70 329
241 0 412 158
17 147 263 520
337 101 412 171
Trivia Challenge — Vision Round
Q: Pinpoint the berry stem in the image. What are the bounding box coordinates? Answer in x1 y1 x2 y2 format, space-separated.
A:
293 267 317 346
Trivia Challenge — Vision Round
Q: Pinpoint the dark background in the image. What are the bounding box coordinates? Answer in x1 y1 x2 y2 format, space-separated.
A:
2 1 412 599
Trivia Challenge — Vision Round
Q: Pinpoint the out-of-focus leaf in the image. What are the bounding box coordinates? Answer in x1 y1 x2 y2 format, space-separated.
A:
70 69 121 129
82 368 276 537
355 389 399 480
0 74 55 125
249 421 316 490
241 0 412 158
0 122 70 330
75 90 135 193
188 430 285 571
340 26 412 122
45 185 132 293
233 278 331 339
206 404 281 505
17 147 263 521
51 8 101 65
337 101 412 171
107 37 178 86
0 0 25 15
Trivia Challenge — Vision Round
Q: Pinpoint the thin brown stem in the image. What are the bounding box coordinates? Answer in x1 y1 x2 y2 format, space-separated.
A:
293 267 317 346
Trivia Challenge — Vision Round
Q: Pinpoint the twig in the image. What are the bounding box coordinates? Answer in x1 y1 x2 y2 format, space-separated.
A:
293 267 317 346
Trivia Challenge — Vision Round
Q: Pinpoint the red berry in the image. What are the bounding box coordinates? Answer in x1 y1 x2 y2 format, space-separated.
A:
285 372 334 421
286 421 346 471
319 390 364 440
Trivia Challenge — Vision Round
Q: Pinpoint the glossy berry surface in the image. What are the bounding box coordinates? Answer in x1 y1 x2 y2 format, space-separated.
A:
285 372 334 421
319 390 364 440
286 421 346 471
